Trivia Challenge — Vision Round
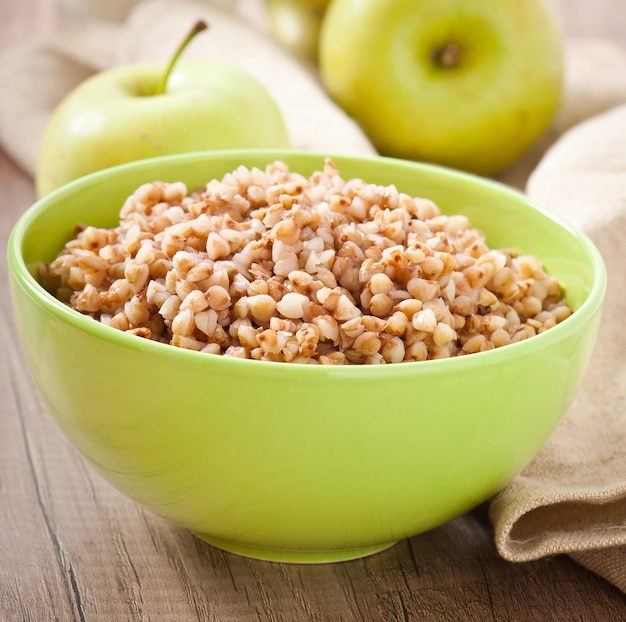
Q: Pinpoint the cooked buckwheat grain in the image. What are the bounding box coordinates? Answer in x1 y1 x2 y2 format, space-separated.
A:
40 159 573 364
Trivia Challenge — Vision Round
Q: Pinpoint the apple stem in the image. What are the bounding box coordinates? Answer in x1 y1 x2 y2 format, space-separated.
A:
432 43 461 69
156 19 209 95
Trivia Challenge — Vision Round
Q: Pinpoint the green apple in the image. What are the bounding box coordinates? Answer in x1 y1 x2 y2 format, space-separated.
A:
264 0 330 64
36 20 290 196
319 0 563 177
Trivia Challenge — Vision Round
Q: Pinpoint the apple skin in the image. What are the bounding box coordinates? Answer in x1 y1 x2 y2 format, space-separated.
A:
36 59 290 196
319 0 564 177
264 0 330 64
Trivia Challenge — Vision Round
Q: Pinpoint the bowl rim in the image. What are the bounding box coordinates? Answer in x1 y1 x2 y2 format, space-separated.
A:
7 149 608 377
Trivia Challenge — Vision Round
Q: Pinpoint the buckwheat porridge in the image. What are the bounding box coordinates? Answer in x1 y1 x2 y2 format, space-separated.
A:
39 158 573 364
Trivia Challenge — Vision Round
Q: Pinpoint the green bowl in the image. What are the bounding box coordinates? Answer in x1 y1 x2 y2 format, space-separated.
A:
8 150 606 563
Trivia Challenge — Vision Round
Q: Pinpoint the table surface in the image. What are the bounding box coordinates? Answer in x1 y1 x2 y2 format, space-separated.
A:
2 1 626 620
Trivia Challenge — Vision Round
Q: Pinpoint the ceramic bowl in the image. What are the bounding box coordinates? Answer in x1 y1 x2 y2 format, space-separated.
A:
8 150 606 563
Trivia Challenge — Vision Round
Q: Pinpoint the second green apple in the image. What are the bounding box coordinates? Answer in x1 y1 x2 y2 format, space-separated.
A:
319 0 563 177
264 0 330 64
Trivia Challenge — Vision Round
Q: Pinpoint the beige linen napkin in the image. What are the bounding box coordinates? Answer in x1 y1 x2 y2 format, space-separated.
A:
0 42 93 176
0 9 124 173
490 103 626 591
3 0 626 592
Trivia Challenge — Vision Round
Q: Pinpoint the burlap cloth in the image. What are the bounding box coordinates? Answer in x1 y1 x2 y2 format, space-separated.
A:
3 0 626 591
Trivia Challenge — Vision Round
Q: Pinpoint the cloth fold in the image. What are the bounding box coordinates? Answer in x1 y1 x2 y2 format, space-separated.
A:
0 42 94 175
2 0 626 593
491 103 626 591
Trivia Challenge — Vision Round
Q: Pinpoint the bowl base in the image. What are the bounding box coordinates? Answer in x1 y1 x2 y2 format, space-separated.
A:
193 532 399 564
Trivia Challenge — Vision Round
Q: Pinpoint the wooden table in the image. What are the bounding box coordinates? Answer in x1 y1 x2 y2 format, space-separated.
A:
2 1 626 619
